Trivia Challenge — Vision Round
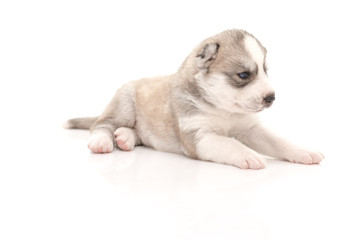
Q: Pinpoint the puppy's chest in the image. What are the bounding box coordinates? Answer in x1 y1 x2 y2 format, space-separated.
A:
180 114 257 137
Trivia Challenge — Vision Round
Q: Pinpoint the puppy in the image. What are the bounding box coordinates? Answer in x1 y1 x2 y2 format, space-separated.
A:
65 29 324 169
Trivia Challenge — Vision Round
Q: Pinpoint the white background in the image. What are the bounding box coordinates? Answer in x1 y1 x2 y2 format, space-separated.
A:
1 0 359 239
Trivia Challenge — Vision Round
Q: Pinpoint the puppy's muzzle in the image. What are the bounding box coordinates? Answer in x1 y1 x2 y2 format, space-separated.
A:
263 93 275 107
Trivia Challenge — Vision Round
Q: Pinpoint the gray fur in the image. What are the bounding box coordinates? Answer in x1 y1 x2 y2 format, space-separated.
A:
64 117 98 129
64 29 324 169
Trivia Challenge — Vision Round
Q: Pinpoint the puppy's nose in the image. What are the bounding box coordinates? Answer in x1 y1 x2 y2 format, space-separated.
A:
263 93 275 107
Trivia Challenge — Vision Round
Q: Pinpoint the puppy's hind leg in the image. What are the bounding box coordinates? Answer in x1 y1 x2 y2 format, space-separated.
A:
88 84 136 154
88 129 114 153
114 127 141 151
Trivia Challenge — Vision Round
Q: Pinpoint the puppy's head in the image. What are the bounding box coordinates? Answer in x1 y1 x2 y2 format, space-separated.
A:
192 30 275 114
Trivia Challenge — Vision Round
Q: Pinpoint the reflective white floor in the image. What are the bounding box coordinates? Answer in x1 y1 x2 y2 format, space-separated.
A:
1 1 360 239
1 126 359 240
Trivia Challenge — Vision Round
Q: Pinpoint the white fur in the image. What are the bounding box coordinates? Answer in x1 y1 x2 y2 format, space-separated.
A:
241 124 324 165
196 72 245 113
135 119 182 154
76 30 324 169
179 112 259 137
179 111 268 169
244 36 265 70
194 36 274 114
88 132 113 153
114 127 138 151
197 133 266 169
241 36 274 111
196 71 273 114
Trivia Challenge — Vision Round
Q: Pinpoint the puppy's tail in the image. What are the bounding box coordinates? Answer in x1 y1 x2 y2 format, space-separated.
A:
63 117 98 130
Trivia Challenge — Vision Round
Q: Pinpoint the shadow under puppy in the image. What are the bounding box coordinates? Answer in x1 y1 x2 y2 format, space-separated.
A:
65 29 324 169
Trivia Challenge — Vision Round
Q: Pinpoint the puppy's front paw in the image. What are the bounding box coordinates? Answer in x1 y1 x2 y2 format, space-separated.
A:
88 133 114 153
287 149 324 165
235 151 267 170
114 127 135 151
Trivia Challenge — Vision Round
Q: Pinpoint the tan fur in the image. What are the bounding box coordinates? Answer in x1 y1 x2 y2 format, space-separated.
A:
64 117 98 129
134 75 181 153
65 29 324 169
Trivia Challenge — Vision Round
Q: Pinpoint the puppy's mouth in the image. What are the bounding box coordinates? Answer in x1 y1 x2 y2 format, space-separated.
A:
248 108 265 113
234 103 264 113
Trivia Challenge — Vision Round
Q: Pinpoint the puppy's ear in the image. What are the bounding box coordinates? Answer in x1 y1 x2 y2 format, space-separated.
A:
196 43 220 69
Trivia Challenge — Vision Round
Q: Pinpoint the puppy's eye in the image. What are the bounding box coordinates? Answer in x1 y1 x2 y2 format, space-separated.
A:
237 72 250 79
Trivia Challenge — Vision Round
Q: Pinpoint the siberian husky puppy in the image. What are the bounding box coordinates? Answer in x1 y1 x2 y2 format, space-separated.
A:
65 29 324 169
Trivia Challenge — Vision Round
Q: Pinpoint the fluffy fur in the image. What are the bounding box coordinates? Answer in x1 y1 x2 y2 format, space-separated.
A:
65 29 324 169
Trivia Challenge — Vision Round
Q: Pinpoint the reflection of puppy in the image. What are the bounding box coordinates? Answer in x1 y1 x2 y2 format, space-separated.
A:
65 29 324 169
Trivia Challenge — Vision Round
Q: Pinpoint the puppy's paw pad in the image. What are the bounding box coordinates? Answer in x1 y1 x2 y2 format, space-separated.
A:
289 150 324 165
114 128 135 151
88 133 114 153
116 138 133 151
236 152 267 170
